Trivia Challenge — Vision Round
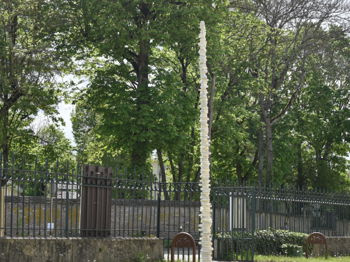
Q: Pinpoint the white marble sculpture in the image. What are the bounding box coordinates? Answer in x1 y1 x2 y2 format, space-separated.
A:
198 21 213 262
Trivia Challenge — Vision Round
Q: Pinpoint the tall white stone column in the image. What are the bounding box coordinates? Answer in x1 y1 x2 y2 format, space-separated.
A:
198 21 213 262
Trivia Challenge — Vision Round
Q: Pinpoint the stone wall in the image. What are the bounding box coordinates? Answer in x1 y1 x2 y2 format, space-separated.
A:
309 237 350 256
0 237 163 262
327 237 350 256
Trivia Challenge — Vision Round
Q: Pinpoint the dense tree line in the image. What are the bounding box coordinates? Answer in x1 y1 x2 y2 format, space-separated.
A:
0 0 349 191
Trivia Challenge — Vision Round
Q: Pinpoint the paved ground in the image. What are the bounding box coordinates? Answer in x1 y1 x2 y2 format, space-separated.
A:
163 251 224 261
163 249 200 261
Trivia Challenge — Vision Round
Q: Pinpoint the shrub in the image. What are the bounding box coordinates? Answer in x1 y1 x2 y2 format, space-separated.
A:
281 244 303 257
254 229 308 255
216 229 308 256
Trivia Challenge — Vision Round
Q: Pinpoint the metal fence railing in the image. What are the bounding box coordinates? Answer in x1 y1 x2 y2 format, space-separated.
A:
1 161 350 261
212 186 350 260
212 186 350 236
0 163 81 238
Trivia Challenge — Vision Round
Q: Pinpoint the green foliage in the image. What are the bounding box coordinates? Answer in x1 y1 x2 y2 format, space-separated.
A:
217 229 308 256
67 0 222 179
2 0 348 192
254 230 308 256
8 124 75 196
281 244 303 257
11 124 74 167
133 253 151 262
0 0 69 165
277 25 350 190
58 0 350 191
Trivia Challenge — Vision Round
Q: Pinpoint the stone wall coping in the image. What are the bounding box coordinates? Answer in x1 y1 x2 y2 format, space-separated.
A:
326 236 350 238
0 237 159 240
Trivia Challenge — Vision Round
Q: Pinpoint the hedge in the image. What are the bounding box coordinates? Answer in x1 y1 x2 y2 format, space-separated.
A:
216 229 308 256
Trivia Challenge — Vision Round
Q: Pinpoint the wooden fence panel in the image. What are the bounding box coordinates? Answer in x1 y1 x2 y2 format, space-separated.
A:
80 165 112 237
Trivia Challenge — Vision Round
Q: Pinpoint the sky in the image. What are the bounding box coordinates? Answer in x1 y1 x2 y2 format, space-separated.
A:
31 102 75 145
52 74 88 146
57 102 75 143
32 74 80 146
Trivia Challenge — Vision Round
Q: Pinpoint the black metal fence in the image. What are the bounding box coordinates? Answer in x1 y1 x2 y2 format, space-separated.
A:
1 162 350 261
0 162 204 261
213 186 350 236
212 186 350 260
0 162 81 238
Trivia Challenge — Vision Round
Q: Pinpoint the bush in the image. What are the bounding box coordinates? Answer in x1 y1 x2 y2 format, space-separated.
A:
216 229 308 257
254 229 308 255
281 244 303 257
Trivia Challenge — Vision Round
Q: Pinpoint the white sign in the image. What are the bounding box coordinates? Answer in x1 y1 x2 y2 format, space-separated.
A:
56 183 79 199
57 191 78 199
57 184 79 190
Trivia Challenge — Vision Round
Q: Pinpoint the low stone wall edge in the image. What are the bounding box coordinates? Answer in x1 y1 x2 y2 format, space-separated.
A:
0 237 163 262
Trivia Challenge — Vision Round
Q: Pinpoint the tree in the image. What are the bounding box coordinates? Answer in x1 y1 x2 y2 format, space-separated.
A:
79 1 177 170
56 0 350 190
287 26 350 190
67 0 219 175
0 0 62 167
36 125 73 165
9 124 74 196
71 101 96 163
208 9 265 185
231 0 348 185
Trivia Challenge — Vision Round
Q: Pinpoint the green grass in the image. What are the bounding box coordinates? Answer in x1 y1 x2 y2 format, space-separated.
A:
255 255 350 262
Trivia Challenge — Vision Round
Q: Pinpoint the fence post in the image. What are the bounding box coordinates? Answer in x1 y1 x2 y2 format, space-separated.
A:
251 188 256 234
156 181 161 238
251 188 257 259
0 153 5 237
212 195 216 259
0 186 4 237
80 165 112 237
212 198 216 237
65 174 70 237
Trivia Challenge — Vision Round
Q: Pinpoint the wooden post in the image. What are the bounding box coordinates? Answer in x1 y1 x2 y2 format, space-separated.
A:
80 165 112 237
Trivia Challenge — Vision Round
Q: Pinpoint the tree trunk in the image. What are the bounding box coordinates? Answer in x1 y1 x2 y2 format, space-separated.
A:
174 158 184 201
315 149 322 188
168 152 177 183
265 116 273 186
208 74 216 140
0 110 8 237
296 142 304 189
156 149 169 200
0 109 9 172
236 161 244 185
258 128 264 186
130 3 152 170
130 35 150 170
185 88 200 183
130 145 148 172
315 148 327 189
